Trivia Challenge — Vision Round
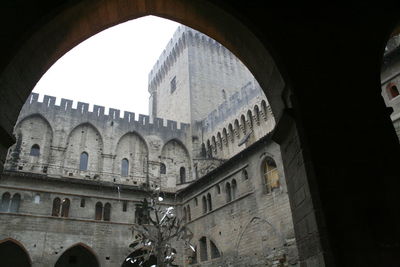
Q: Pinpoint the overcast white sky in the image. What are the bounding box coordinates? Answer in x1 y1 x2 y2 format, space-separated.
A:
33 16 180 115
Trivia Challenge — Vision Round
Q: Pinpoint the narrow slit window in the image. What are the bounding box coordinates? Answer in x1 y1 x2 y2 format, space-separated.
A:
122 201 127 212
95 202 103 220
103 203 111 221
52 197 61 216
60 198 70 217
121 158 129 177
170 76 177 93
180 167 186 183
79 152 89 171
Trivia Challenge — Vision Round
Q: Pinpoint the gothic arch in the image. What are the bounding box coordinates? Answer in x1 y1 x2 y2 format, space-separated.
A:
0 238 32 267
16 113 53 135
13 113 54 169
55 243 99 267
64 123 104 173
114 131 149 180
235 217 285 262
161 139 191 186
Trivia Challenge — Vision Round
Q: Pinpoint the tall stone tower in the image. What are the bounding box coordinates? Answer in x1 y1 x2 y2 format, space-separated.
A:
148 25 256 124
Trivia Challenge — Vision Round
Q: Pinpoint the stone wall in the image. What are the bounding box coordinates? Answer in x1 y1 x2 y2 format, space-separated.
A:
5 93 192 191
178 136 298 266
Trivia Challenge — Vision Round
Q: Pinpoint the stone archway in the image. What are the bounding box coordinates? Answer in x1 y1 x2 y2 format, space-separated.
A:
0 238 31 267
55 243 99 267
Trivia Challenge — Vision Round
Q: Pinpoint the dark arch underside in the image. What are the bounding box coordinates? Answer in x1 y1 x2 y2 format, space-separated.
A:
55 245 99 267
0 240 31 267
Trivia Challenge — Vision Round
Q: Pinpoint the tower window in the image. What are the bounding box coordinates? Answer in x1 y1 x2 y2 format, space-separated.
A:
122 201 127 212
180 167 186 183
0 192 11 212
52 198 61 216
264 157 280 193
103 203 111 221
170 76 177 93
207 193 212 211
80 198 85 207
202 196 207 214
160 163 166 174
30 144 40 156
60 198 70 217
95 202 103 220
121 158 129 177
232 179 237 200
79 152 88 171
226 182 232 203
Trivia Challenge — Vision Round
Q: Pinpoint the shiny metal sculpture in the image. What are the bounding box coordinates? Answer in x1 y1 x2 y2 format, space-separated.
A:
126 187 195 267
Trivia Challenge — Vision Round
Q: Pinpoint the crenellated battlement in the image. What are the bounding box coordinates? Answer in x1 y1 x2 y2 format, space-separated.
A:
201 79 267 132
23 93 190 132
148 25 226 91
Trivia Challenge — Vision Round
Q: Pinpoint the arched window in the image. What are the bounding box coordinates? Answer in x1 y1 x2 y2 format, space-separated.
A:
388 84 400 99
79 152 89 171
226 183 232 203
264 157 280 193
228 123 234 142
95 202 103 220
180 167 186 183
247 110 253 128
30 144 40 156
210 240 221 259
202 196 207 214
199 237 208 262
207 193 212 211
52 197 61 216
60 198 70 217
242 169 249 180
194 197 198 206
160 163 166 174
254 105 260 124
187 205 191 221
240 114 247 134
216 184 221 194
222 89 227 100
9 193 21 212
121 158 129 177
0 192 11 212
232 179 237 200
103 203 111 221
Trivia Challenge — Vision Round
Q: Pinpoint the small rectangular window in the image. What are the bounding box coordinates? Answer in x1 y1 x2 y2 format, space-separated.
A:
170 76 176 94
123 201 127 212
80 199 85 207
